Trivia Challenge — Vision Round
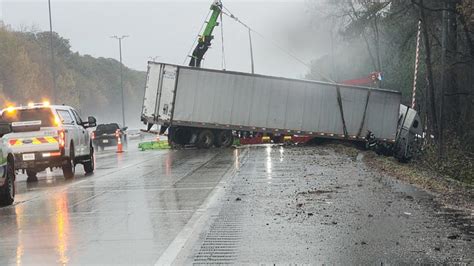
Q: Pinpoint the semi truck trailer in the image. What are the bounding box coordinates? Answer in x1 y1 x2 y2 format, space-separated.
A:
141 62 421 161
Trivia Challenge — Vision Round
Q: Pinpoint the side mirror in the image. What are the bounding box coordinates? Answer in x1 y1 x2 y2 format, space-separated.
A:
85 116 97 128
122 126 128 131
0 123 12 137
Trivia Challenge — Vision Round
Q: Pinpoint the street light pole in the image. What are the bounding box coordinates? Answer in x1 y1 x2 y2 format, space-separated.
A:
248 28 255 74
48 0 56 103
111 35 129 127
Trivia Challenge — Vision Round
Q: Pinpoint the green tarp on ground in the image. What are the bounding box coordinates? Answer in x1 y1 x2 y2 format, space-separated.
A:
233 139 241 146
138 141 170 151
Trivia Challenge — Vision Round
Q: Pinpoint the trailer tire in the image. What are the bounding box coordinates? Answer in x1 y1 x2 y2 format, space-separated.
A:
197 130 214 149
215 130 234 148
0 159 15 206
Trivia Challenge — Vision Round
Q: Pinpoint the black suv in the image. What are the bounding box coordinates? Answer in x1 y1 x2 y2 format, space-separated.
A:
92 123 127 151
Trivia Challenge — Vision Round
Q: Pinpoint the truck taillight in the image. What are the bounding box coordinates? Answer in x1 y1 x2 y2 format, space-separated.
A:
58 130 66 149
91 131 95 140
115 129 120 138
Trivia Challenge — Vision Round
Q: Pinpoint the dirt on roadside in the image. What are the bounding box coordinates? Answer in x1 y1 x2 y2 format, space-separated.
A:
303 140 473 212
363 150 474 212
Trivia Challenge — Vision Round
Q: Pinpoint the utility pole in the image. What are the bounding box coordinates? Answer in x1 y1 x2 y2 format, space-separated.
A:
411 20 422 109
439 0 458 159
111 35 129 127
48 0 56 103
248 28 255 74
329 20 338 82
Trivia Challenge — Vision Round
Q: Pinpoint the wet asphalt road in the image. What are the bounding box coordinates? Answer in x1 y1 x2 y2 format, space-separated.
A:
0 140 239 265
0 141 472 264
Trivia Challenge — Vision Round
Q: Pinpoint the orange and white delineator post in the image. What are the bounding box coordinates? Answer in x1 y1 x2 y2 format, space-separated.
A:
116 130 123 153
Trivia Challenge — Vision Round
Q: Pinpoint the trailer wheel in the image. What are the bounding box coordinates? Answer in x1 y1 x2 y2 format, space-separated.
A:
197 130 214 149
215 130 234 148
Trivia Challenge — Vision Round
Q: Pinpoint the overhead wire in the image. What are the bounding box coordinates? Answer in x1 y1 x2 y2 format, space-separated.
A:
221 5 335 82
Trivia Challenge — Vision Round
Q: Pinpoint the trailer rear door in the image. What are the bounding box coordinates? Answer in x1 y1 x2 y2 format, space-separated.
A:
156 65 178 122
142 63 162 122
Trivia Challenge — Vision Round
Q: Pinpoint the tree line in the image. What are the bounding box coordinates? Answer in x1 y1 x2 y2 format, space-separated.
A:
307 0 472 182
0 24 146 127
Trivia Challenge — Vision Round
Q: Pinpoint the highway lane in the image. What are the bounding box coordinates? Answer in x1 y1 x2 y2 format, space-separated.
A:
0 141 240 265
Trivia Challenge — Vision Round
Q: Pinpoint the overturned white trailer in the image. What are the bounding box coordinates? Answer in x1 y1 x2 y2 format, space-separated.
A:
141 62 421 160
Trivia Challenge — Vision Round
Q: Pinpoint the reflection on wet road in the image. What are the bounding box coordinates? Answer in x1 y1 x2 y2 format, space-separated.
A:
0 142 238 265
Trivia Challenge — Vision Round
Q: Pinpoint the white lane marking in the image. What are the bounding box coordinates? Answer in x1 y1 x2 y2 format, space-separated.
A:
154 182 226 266
155 149 249 266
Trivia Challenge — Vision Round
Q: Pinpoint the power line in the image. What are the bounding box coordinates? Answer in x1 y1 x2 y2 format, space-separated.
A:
221 5 334 82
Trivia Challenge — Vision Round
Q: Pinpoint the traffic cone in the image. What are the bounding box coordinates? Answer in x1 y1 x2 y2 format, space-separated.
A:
117 135 123 153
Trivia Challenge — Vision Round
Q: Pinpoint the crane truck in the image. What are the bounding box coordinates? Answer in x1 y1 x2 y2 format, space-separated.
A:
189 0 222 68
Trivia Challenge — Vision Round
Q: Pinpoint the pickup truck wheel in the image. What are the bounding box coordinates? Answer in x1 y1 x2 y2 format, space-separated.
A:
197 130 214 149
26 170 38 183
215 130 234 148
62 148 75 180
83 147 95 174
0 161 15 206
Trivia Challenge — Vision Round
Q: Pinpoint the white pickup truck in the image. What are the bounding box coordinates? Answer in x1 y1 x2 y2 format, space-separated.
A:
0 123 15 206
0 103 97 184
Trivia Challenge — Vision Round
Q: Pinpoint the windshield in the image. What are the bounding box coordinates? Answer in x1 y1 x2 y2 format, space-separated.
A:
96 123 119 132
1 108 56 127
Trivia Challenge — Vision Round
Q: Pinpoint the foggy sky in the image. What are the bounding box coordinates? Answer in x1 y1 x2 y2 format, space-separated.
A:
0 0 331 79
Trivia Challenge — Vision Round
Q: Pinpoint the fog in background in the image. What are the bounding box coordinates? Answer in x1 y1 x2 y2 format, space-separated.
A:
0 0 334 128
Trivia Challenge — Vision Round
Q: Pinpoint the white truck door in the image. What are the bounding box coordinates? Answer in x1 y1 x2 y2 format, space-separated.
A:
142 63 163 122
56 109 81 156
156 64 178 122
71 109 89 156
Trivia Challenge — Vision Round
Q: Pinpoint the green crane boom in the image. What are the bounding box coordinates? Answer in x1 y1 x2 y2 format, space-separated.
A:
189 0 222 67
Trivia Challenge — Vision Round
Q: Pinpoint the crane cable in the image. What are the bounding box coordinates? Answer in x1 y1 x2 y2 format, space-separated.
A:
220 5 335 83
183 9 213 65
